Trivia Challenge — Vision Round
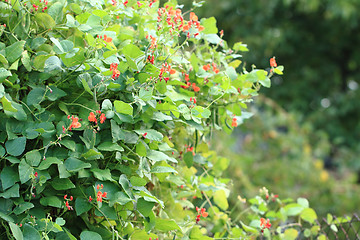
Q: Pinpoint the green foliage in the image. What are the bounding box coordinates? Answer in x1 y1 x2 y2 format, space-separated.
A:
0 0 323 239
187 0 360 174
214 96 360 219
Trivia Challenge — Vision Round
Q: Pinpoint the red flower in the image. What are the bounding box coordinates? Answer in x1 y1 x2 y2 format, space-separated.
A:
192 83 200 92
270 57 277 67
102 192 107 198
34 172 38 178
97 191 103 202
195 207 208 223
69 116 81 130
185 73 190 81
64 195 67 200
123 0 128 6
203 64 211 71
260 218 271 229
143 132 148 138
88 112 97 123
100 113 106 124
89 196 93 202
231 117 238 127
190 12 198 22
103 34 112 43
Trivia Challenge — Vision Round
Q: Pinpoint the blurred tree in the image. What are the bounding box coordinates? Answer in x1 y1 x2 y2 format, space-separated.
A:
184 0 360 169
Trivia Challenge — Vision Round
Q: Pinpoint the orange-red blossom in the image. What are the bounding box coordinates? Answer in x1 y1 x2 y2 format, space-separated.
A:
260 218 271 230
270 57 277 67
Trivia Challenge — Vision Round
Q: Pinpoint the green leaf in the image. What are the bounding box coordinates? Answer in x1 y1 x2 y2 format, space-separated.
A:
35 13 56 29
233 42 249 52
200 17 218 34
18 159 33 184
56 217 65 226
5 41 26 63
0 184 19 198
119 174 133 199
147 150 177 163
297 198 309 208
1 166 19 190
137 198 154 217
80 231 102 240
139 87 153 101
155 218 181 232
150 166 177 173
97 142 124 152
259 77 271 88
25 150 41 167
189 226 213 240
0 68 12 81
27 88 46 106
108 191 131 206
81 78 93 96
130 176 147 187
114 100 133 116
136 142 147 157
13 202 34 215
9 222 23 240
213 190 229 210
58 163 71 178
5 137 26 156
81 149 103 160
122 44 143 59
75 198 92 216
184 151 194 168
283 228 298 240
1 96 17 112
23 224 41 240
64 157 91 172
40 196 62 208
51 178 75 190
300 208 317 224
274 66 284 75
48 2 64 23
60 140 76 152
284 203 304 216
38 157 61 170
239 221 258 234
138 129 165 141
44 56 63 75
91 169 113 181
191 106 211 118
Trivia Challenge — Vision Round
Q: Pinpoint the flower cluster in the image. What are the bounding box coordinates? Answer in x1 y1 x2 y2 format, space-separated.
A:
97 34 112 43
260 218 271 232
109 63 120 79
64 195 74 211
195 207 208 223
182 12 204 38
67 115 81 131
157 6 183 34
231 117 238 127
186 145 195 156
146 35 157 49
96 184 107 203
203 62 220 74
159 63 176 82
31 0 48 12
88 110 106 125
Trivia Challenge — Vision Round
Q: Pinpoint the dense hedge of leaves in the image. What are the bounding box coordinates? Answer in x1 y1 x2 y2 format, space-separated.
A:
0 0 328 239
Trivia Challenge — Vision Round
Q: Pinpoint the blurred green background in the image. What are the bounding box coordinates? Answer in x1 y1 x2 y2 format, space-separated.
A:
182 0 360 217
